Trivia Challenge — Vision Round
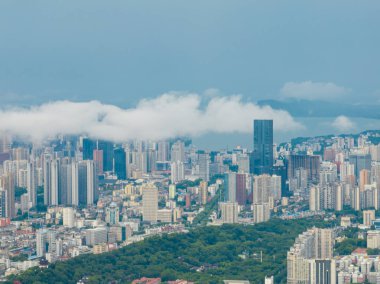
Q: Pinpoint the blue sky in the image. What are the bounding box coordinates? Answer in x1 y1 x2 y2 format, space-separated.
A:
1 1 379 106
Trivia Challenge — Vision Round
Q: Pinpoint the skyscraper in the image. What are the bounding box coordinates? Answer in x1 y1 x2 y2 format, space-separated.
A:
82 138 95 160
0 173 15 218
74 160 98 206
59 158 73 205
114 148 127 180
36 229 47 257
224 172 236 202
197 152 210 182
171 161 185 183
252 120 273 175
97 140 114 172
235 173 247 206
315 228 334 259
157 141 170 162
27 161 38 207
171 140 185 163
199 181 208 205
93 149 103 175
43 155 52 206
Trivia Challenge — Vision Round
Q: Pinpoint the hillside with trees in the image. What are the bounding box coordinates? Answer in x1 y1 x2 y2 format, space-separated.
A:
8 217 332 284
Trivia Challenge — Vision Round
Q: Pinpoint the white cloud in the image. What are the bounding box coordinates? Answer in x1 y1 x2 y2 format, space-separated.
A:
332 115 356 132
280 81 350 101
0 93 304 142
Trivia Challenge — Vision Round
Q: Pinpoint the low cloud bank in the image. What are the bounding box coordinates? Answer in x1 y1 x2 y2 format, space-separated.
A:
0 93 303 142
332 115 356 132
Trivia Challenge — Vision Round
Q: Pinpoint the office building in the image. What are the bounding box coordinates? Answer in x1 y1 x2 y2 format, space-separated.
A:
252 120 273 175
98 140 114 172
114 148 127 180
82 138 95 160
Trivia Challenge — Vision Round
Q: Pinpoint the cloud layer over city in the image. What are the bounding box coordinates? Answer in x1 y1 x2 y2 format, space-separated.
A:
0 93 304 142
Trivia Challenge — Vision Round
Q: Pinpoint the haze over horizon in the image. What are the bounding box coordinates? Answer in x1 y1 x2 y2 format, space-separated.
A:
1 1 380 146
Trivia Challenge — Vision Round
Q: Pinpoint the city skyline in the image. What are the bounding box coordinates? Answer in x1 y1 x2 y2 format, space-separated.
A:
1 1 380 283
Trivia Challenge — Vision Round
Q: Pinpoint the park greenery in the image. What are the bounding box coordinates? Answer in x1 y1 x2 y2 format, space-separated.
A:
8 217 332 284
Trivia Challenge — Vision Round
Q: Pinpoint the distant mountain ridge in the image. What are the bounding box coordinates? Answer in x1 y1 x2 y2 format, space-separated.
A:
257 99 380 119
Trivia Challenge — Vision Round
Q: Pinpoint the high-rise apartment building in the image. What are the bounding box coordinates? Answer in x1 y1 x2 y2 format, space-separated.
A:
142 184 158 223
287 228 335 284
171 161 185 184
171 141 185 163
236 173 247 206
0 173 15 218
27 161 38 207
224 172 236 202
197 153 210 182
199 181 208 205
220 201 238 224
287 154 320 182
349 153 371 178
315 228 334 259
157 141 170 162
253 203 270 223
